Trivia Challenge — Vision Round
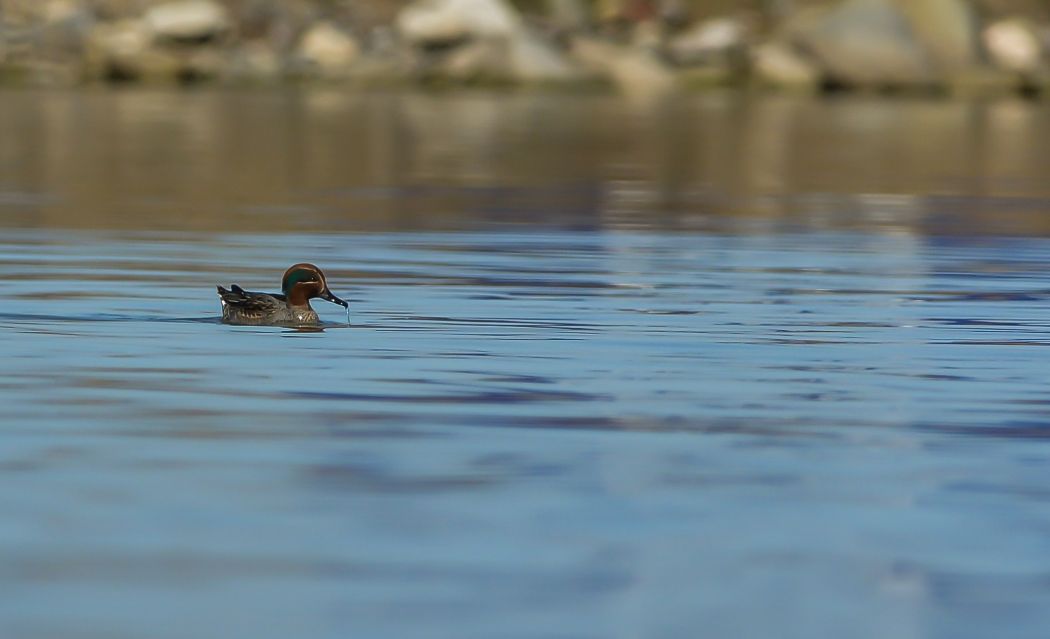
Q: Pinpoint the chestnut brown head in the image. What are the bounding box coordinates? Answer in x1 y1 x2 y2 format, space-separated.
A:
281 263 348 308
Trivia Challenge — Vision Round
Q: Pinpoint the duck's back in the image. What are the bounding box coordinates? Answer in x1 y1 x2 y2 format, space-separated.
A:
217 285 302 325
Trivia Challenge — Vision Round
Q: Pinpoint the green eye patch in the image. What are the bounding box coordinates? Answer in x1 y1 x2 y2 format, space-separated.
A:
282 268 319 294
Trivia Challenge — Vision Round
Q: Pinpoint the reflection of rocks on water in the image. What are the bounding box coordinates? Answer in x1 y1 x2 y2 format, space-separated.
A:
8 88 1050 234
2 0 1050 96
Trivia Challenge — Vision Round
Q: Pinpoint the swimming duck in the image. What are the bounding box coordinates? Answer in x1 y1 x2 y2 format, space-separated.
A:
217 263 349 326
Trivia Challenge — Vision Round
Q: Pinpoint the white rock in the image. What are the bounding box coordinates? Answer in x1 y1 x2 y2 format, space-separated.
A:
298 22 360 72
399 0 576 83
984 19 1044 74
397 0 520 43
144 0 229 41
753 41 818 88
669 16 746 64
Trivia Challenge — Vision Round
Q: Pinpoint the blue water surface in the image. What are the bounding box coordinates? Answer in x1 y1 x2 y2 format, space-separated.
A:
2 227 1050 639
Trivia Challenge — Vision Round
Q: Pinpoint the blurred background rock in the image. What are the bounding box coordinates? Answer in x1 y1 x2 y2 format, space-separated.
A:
1 0 1050 95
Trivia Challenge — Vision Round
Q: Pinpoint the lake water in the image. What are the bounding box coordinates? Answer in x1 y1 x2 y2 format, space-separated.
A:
2 89 1050 639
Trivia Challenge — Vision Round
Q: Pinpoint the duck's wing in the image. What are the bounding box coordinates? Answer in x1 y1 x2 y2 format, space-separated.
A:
217 285 286 317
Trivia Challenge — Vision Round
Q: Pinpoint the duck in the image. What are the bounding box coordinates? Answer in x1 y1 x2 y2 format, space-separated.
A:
217 263 349 326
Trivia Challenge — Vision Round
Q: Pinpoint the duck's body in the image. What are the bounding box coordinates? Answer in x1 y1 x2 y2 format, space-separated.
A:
217 263 348 326
217 284 322 325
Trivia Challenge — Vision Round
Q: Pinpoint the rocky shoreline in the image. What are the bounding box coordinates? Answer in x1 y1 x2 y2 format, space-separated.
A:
2 0 1050 97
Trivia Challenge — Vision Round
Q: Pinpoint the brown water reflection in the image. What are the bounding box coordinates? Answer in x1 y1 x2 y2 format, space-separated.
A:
2 88 1050 234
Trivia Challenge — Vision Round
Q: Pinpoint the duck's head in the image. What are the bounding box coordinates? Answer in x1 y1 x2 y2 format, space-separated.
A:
282 263 349 309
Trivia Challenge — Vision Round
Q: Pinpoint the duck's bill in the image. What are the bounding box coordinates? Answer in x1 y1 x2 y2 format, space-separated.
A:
320 290 349 308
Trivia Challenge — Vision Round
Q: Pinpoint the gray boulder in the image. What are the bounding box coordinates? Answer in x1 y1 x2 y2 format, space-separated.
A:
783 0 982 88
787 0 933 86
896 0 978 75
